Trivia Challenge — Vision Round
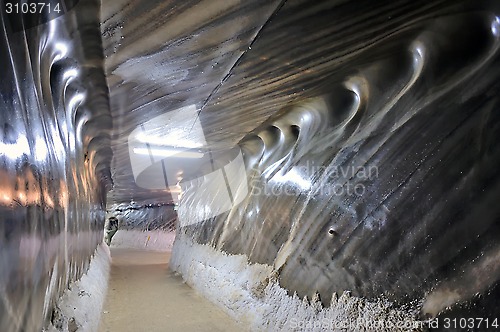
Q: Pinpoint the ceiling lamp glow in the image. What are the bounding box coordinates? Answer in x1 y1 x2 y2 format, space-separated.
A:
133 147 204 159
135 131 203 149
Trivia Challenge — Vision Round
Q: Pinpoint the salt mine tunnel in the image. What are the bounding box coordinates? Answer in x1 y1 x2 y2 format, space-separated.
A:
1 0 500 331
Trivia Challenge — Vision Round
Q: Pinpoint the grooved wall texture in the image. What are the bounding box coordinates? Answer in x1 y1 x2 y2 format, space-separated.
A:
0 1 111 330
103 0 500 322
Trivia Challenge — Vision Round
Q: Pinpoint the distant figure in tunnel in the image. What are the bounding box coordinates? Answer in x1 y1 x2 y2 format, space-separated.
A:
104 216 119 246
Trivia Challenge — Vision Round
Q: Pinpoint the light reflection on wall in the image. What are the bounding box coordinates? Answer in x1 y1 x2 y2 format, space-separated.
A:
0 134 30 160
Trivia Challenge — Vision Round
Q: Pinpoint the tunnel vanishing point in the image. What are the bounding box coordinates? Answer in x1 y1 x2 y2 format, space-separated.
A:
1 0 500 331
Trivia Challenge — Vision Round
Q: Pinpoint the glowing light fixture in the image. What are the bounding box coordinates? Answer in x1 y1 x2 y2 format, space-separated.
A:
135 130 203 149
133 147 204 159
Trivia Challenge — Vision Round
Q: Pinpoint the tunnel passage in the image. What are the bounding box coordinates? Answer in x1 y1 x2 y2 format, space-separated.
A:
1 0 500 331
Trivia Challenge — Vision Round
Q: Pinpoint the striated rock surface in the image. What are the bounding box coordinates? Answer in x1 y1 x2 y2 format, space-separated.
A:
163 0 500 325
0 1 111 330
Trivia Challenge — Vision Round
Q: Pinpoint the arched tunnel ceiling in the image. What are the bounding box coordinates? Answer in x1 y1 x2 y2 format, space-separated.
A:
101 0 437 204
102 0 283 204
101 0 500 208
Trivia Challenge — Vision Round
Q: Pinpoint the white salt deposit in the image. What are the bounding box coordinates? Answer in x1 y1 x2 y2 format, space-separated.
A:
170 233 424 331
43 243 111 332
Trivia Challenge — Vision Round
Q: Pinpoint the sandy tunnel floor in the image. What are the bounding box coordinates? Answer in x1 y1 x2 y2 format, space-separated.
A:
99 248 243 332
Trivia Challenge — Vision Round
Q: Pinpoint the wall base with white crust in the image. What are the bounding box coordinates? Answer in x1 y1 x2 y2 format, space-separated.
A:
170 233 422 332
43 243 111 332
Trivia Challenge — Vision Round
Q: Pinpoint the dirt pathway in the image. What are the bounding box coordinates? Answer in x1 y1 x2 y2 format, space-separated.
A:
99 248 242 332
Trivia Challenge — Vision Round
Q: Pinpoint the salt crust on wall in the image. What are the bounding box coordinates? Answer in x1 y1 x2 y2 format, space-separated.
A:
43 244 111 332
171 233 421 332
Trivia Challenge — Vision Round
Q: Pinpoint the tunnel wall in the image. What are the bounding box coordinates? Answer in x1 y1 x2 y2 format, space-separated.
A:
0 1 112 331
107 203 176 232
171 1 500 329
105 203 177 251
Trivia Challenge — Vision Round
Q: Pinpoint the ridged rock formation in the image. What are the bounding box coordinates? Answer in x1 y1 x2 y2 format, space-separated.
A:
0 1 111 331
1 0 499 330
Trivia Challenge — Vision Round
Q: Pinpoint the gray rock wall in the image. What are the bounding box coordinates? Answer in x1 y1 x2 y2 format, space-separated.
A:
0 1 111 330
173 0 500 324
